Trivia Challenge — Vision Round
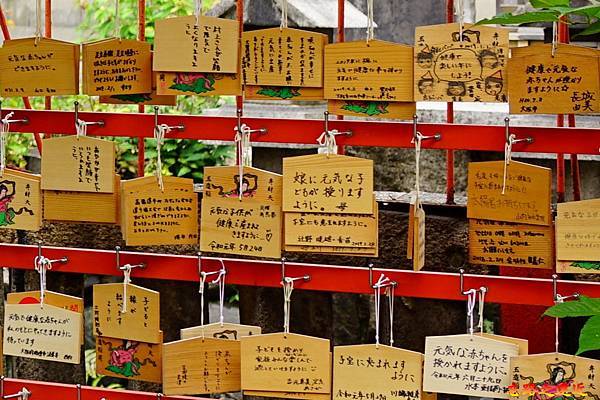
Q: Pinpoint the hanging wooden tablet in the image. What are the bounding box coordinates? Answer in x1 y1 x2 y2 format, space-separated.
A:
43 174 120 224
555 199 600 271
508 44 600 114
467 161 552 226
509 353 600 400
154 16 238 73
157 71 241 96
41 136 116 193
245 85 324 100
414 23 509 102
285 245 378 257
101 73 177 106
121 176 198 246
0 170 41 231
0 37 79 97
333 344 423 400
469 219 553 269
241 28 327 87
82 38 152 96
181 322 261 341
96 332 163 383
200 166 282 258
3 303 82 364
324 40 414 102
163 336 241 395
7 290 85 345
241 332 331 394
283 154 374 214
328 100 415 120
423 334 518 398
93 282 161 344
474 333 528 355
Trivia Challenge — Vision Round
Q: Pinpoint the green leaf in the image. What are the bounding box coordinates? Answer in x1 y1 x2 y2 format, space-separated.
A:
577 315 600 355
574 20 600 37
476 10 559 25
565 5 600 19
530 0 570 8
177 166 192 176
544 295 600 318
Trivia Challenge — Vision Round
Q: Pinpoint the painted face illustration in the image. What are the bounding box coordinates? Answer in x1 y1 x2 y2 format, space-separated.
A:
418 79 434 95
485 77 503 96
417 53 433 69
447 82 466 97
0 186 7 199
479 50 499 69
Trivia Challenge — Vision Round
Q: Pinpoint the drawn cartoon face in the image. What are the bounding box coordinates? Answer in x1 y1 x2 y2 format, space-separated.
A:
479 50 499 69
0 186 7 199
447 82 466 97
551 367 566 384
212 329 238 340
417 53 433 69
485 77 503 96
418 79 434 95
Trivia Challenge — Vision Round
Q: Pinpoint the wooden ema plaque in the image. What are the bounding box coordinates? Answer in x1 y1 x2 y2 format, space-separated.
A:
556 199 600 268
246 85 324 100
423 334 519 398
508 44 600 114
96 333 163 383
0 37 79 97
241 332 331 394
43 174 120 224
92 283 161 344
285 245 378 257
414 23 509 102
467 161 552 226
475 333 528 355
181 322 261 341
241 28 327 87
324 40 414 102
0 170 41 231
82 38 152 96
201 166 282 258
244 391 332 400
509 353 600 400
157 71 241 96
163 336 241 395
333 344 423 400
469 219 553 269
328 100 415 120
41 136 116 193
7 290 84 345
154 15 238 73
283 154 374 214
3 303 82 364
101 72 177 106
121 176 198 246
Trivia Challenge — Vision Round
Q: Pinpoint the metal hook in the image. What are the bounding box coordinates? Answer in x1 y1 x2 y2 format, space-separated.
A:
412 115 441 144
0 102 29 126
505 117 533 146
115 246 145 271
281 257 310 286
37 241 68 266
154 106 185 132
235 108 267 137
198 254 227 282
3 388 30 400
459 269 486 295
323 111 352 138
74 101 104 131
552 274 579 304
368 264 397 289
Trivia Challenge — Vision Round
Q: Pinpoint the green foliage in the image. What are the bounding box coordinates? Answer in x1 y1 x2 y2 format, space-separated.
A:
544 295 600 355
85 348 125 389
570 261 600 271
477 0 600 37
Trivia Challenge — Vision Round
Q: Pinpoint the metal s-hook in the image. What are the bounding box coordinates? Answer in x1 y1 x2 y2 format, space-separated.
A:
552 274 579 304
411 115 441 144
235 109 267 138
504 117 533 147
281 257 310 286
154 106 185 133
115 246 145 272
459 269 487 295
368 263 397 289
76 384 81 400
0 101 29 126
198 254 227 283
37 241 68 266
2 388 31 400
74 101 104 135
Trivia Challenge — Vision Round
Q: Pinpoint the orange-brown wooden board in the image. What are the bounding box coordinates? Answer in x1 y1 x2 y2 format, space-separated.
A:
507 44 599 114
241 28 327 87
469 219 554 269
0 37 79 97
414 23 509 102
154 16 239 73
0 170 41 231
324 40 414 102
555 199 600 263
327 100 415 119
82 38 152 96
467 161 552 226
